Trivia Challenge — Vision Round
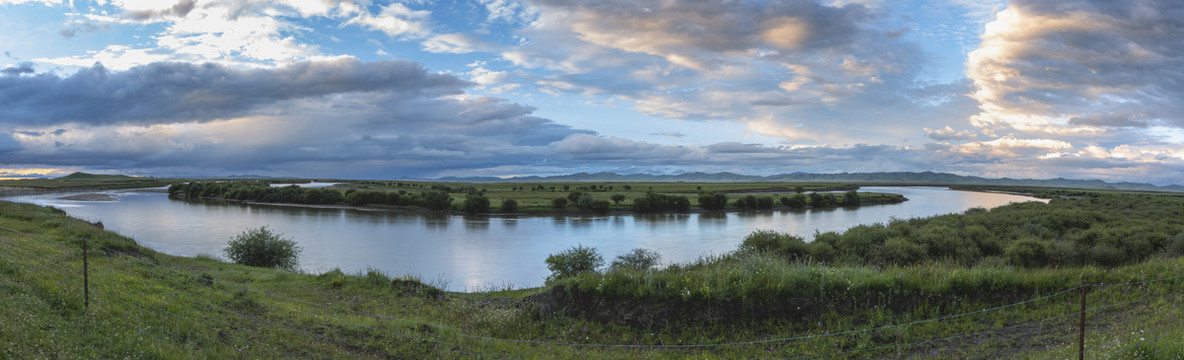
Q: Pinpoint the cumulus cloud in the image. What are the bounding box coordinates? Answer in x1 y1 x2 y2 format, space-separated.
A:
0 58 469 126
345 3 432 39
968 0 1184 134
422 33 489 54
924 126 978 141
500 0 936 146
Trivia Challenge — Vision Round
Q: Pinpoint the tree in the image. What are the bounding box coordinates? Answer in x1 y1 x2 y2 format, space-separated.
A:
500 199 518 212
421 191 454 211
698 192 728 210
609 248 661 271
782 194 807 209
551 197 569 209
842 190 861 206
611 194 626 204
545 245 603 283
224 226 301 270
632 192 691 212
575 193 596 210
462 193 490 213
590 200 611 214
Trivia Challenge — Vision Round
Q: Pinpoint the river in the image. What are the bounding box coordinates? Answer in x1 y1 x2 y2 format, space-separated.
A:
4 186 1044 291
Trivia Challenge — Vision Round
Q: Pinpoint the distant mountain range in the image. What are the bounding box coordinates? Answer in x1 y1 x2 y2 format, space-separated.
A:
438 171 1184 192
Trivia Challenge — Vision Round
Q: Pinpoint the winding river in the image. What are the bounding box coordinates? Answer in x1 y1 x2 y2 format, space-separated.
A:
5 186 1044 291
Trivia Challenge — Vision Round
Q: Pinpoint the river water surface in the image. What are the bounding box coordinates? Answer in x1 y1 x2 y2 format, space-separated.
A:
5 186 1043 291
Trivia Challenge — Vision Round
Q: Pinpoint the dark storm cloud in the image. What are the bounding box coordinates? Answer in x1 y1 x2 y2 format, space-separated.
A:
1 62 34 76
0 58 471 126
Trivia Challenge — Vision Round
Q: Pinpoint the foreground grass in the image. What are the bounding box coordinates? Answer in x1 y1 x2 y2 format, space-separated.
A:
1 200 1181 359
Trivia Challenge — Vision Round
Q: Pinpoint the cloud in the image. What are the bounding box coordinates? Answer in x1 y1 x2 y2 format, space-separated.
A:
0 0 62 5
422 33 489 54
0 57 603 178
1 62 34 76
968 0 1184 134
499 0 940 146
477 0 538 24
924 126 978 141
0 58 470 126
59 21 106 38
125 0 197 20
345 3 432 39
650 131 685 138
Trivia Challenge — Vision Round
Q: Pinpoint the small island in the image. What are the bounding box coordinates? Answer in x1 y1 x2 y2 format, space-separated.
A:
166 180 907 215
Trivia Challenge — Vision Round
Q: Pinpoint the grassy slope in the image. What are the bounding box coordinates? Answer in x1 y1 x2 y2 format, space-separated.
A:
1 199 1182 359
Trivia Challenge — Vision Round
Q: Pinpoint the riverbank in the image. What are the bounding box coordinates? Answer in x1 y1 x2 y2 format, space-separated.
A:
2 193 1181 358
196 192 908 217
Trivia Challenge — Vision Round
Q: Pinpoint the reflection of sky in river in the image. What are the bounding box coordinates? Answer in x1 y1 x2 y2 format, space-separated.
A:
5 187 1045 291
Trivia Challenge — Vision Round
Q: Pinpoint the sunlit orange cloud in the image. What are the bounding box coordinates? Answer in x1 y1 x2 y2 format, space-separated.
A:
0 168 72 179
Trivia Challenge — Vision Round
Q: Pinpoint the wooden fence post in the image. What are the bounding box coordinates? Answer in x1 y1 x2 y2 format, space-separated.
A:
83 236 89 309
1079 279 1086 360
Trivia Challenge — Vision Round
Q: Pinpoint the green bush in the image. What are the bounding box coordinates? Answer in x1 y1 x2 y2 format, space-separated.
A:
590 200 612 214
739 230 809 259
500 199 518 212
609 248 661 271
420 191 453 211
782 194 807 209
224 226 302 270
698 192 728 210
545 245 603 283
462 193 490 213
632 192 691 212
880 237 926 265
1005 237 1050 267
551 197 568 209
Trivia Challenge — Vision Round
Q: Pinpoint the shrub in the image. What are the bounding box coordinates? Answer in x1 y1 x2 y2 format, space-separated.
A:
809 242 836 262
590 200 612 214
500 199 518 212
842 190 860 206
782 194 807 209
609 248 661 271
1005 237 1050 267
880 237 926 265
740 230 809 259
698 192 728 210
551 197 568 209
611 194 626 204
462 193 491 213
224 226 302 270
545 245 603 283
575 193 596 210
632 192 691 212
420 191 453 211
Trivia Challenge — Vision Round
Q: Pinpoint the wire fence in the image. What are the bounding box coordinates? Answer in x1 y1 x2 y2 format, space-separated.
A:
2 228 1182 359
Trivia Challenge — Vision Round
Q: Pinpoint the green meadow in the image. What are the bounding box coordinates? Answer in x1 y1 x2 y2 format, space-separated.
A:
1 186 1182 358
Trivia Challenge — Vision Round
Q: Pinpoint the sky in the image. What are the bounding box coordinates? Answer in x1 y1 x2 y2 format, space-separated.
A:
0 0 1182 184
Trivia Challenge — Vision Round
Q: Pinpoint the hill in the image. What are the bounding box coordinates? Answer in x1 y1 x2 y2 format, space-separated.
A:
438 171 1184 192
55 172 139 181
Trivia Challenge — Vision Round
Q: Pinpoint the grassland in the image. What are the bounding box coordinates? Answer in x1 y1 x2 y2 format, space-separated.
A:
2 189 1182 359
